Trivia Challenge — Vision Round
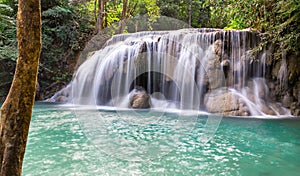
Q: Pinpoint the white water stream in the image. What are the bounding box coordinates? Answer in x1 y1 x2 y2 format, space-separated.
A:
63 29 290 116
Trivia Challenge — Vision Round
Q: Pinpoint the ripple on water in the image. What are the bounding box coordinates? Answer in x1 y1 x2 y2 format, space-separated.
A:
23 104 300 175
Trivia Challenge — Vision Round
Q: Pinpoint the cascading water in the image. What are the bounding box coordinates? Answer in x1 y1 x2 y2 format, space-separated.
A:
69 28 290 116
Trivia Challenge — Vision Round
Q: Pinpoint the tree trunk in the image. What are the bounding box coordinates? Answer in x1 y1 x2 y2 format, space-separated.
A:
188 0 192 27
122 0 128 20
104 2 108 28
0 0 42 175
118 0 128 34
97 0 106 33
94 0 97 24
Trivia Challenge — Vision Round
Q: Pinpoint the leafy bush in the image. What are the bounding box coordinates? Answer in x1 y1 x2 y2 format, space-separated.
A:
0 2 17 99
37 2 94 99
209 0 300 57
0 0 94 100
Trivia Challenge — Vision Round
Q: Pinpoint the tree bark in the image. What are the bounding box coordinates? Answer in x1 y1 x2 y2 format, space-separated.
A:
122 0 128 20
97 0 106 33
118 0 128 34
0 0 42 175
94 0 97 24
188 0 192 27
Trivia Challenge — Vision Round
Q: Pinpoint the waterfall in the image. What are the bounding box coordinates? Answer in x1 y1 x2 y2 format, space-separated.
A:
278 51 288 90
68 28 290 116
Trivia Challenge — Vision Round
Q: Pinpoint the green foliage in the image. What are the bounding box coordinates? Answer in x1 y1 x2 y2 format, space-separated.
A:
158 0 179 17
158 0 211 28
0 2 16 59
144 0 160 25
1 0 299 100
0 0 95 100
0 1 17 98
208 0 300 57
0 0 17 12
100 0 160 31
105 1 123 26
0 4 13 26
271 0 300 55
40 1 94 85
224 20 246 30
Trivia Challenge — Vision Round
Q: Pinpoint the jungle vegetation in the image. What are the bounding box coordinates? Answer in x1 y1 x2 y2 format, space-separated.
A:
0 0 299 101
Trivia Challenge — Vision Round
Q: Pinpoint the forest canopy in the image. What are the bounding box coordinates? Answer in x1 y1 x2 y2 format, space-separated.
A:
0 0 299 101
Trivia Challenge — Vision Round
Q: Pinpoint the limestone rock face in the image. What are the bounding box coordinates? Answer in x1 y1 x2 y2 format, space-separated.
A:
204 88 250 116
205 44 225 90
268 54 300 116
129 87 151 109
291 102 300 116
282 94 291 108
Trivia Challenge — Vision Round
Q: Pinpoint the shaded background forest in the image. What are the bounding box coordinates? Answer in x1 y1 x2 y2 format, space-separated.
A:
0 0 299 101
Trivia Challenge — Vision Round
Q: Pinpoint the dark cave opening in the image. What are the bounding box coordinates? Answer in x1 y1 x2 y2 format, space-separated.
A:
129 71 180 101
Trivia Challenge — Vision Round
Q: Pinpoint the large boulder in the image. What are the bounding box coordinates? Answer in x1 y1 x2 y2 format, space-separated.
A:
204 88 250 116
129 87 151 109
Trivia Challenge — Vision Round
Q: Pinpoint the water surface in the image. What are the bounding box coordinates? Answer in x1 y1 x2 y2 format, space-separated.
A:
23 103 300 175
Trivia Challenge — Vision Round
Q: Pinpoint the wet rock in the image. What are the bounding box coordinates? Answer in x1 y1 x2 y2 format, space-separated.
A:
35 82 41 100
45 84 72 103
139 42 147 53
204 88 247 116
163 56 177 82
205 47 225 90
221 59 230 78
242 87 255 102
287 55 300 83
221 59 230 68
196 72 209 89
293 109 300 116
36 82 40 94
292 82 300 103
282 94 291 108
240 106 250 114
270 103 289 115
129 87 151 108
252 78 268 99
259 102 276 115
291 102 300 116
204 88 258 116
214 39 223 57
56 96 69 103
241 111 250 116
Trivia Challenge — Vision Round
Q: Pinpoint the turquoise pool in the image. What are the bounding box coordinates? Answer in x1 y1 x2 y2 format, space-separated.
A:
22 103 300 175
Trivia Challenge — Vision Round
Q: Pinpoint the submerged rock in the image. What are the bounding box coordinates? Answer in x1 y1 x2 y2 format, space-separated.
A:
129 87 151 109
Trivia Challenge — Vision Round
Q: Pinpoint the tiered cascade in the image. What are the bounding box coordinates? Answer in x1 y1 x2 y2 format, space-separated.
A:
60 29 290 116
